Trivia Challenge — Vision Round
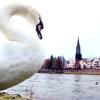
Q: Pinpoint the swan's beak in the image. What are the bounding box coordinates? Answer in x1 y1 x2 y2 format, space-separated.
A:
36 17 44 39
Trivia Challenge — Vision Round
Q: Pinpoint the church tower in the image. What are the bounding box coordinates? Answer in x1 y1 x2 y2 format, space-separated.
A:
75 37 82 69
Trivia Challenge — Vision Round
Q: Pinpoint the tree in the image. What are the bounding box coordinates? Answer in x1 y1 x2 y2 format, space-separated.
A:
49 55 54 69
56 56 62 70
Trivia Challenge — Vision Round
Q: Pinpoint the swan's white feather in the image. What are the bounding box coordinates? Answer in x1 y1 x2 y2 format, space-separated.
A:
0 4 44 90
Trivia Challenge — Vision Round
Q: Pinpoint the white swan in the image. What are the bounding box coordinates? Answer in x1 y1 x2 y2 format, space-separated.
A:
0 4 45 90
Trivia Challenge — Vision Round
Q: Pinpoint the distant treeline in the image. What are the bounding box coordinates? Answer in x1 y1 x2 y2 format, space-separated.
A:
41 55 67 71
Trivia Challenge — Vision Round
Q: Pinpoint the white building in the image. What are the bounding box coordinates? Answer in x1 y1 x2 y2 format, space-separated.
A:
92 57 100 69
67 58 75 68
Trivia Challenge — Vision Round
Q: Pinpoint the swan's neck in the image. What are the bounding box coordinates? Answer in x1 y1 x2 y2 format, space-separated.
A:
6 4 40 26
0 4 40 43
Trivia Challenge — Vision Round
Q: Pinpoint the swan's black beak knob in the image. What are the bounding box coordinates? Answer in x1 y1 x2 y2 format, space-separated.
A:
36 17 44 39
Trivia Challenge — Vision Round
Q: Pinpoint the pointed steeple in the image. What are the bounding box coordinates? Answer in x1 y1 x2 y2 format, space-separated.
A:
75 37 82 60
76 37 81 54
77 37 80 46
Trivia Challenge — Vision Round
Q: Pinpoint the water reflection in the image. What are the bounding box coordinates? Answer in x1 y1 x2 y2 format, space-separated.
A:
2 73 100 100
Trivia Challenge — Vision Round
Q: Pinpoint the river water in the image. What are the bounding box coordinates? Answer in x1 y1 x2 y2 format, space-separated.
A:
2 73 100 100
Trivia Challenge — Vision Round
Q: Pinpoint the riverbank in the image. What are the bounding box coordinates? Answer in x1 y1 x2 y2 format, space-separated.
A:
39 68 100 75
64 68 100 75
0 92 31 100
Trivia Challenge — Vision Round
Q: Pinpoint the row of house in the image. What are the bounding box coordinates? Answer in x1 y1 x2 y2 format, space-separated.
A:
67 57 100 69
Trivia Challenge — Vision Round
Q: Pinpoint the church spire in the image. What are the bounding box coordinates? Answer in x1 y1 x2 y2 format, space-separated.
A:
76 37 81 54
77 37 80 46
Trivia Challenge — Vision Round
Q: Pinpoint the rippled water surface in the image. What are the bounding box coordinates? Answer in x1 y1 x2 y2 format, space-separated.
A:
3 73 100 100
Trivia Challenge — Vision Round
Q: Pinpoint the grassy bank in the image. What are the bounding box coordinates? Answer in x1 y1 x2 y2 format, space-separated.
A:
39 68 100 75
64 68 100 75
0 92 31 100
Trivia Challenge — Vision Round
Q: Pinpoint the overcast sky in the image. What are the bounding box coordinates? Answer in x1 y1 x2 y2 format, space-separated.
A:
0 0 100 59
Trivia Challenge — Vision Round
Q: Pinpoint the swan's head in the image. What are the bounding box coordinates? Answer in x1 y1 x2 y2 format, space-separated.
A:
36 17 44 39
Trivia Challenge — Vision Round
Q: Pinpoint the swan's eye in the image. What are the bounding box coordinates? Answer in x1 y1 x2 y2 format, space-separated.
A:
36 18 44 39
